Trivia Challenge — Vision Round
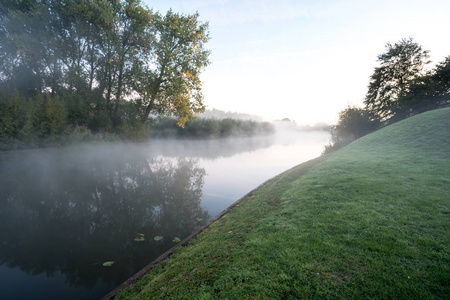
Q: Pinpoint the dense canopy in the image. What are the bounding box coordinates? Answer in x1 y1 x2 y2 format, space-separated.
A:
0 0 210 146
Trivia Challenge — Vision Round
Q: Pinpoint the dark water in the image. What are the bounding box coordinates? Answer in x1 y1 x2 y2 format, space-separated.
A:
0 132 328 299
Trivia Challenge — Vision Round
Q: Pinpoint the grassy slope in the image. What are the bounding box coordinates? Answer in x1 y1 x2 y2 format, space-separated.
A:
116 108 450 299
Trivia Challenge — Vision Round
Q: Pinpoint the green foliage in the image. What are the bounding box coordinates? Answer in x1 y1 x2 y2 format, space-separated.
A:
149 118 275 139
0 92 28 144
400 56 450 107
432 56 450 97
324 106 377 153
0 92 68 147
0 92 137 149
364 37 450 123
35 94 68 137
364 37 430 120
328 38 449 154
114 100 149 140
0 0 211 148
137 10 210 126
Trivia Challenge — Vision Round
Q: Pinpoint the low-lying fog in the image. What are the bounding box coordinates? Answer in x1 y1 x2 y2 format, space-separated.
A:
0 127 329 300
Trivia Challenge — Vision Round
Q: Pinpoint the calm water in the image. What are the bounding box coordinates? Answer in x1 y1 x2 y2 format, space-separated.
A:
0 130 328 299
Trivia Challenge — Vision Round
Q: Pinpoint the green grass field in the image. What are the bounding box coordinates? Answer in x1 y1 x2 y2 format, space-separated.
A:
115 108 450 299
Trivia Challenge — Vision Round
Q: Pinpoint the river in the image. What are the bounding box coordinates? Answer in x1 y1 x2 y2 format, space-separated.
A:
0 129 329 299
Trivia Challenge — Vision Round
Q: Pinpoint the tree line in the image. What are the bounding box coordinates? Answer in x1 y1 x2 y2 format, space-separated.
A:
0 0 210 147
149 117 275 139
325 37 450 153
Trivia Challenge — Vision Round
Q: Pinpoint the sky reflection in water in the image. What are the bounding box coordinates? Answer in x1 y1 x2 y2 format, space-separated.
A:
0 130 328 299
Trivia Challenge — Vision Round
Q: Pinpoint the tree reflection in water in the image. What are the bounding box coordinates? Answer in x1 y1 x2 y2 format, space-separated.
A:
0 146 209 289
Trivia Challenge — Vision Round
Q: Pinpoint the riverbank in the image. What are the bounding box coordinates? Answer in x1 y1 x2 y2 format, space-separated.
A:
112 108 450 299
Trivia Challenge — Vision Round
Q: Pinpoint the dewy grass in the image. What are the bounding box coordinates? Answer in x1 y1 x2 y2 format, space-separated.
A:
115 108 450 299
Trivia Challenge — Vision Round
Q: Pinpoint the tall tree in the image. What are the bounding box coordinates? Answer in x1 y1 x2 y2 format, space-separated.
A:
136 10 210 126
364 37 430 120
113 0 153 104
55 0 107 95
0 1 46 95
0 0 211 133
431 56 450 100
391 55 450 110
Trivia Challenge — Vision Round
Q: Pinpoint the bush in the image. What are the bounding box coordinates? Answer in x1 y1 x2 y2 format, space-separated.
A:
0 92 28 145
323 106 377 154
36 94 68 137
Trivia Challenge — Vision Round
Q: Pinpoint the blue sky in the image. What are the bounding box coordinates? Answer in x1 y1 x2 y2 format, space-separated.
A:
144 0 450 124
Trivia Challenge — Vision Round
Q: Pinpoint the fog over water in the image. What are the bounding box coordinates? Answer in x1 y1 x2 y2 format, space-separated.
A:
0 129 329 300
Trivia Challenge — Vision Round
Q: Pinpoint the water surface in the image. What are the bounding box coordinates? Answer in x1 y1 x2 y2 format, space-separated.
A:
0 130 328 299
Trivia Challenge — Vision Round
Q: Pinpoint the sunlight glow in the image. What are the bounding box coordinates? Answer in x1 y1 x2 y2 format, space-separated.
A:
146 0 450 124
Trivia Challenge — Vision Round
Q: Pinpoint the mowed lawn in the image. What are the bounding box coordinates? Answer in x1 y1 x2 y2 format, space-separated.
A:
115 108 450 299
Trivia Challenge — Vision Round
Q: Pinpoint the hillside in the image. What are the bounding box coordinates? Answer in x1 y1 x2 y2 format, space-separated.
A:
113 108 450 299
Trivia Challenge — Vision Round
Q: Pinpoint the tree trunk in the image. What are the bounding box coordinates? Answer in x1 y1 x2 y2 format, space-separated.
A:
141 78 163 124
116 62 124 104
142 95 155 124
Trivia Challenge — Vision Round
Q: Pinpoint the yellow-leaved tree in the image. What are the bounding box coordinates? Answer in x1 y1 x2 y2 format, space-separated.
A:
135 10 210 127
